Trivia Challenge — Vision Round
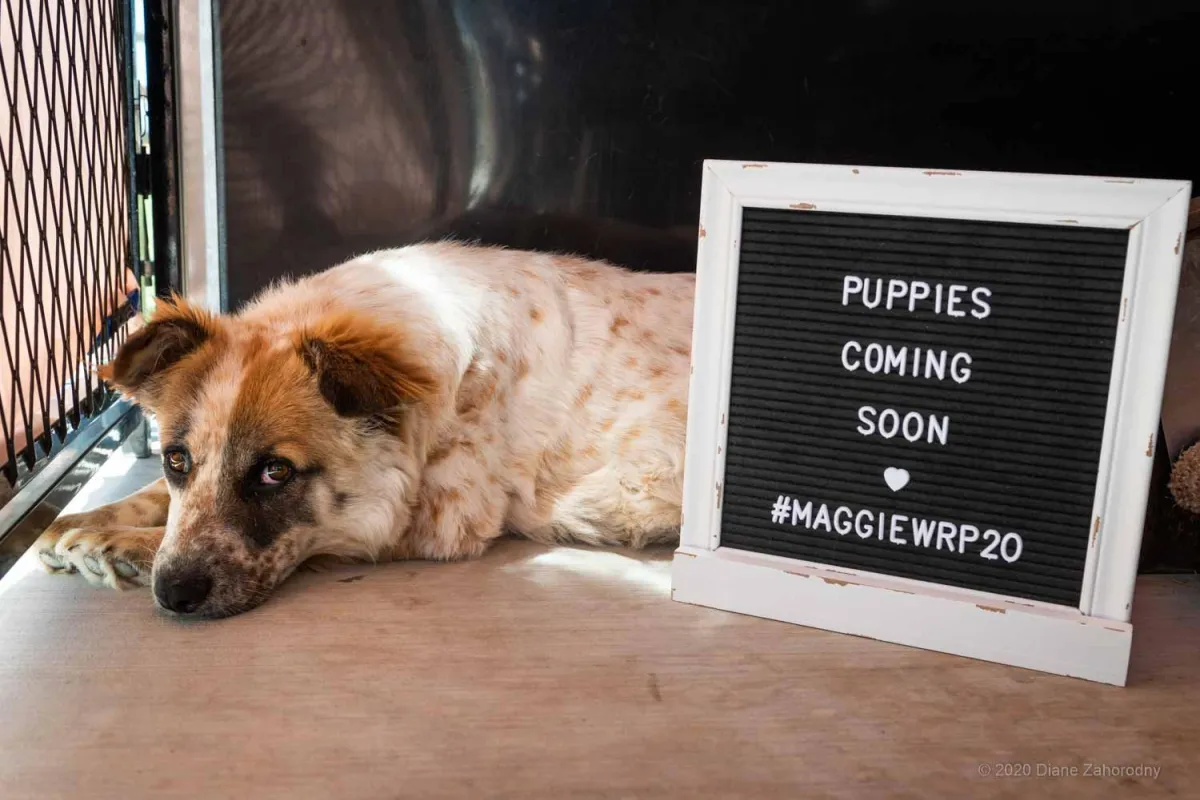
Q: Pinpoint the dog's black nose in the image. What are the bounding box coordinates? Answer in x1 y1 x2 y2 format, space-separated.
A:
155 570 212 614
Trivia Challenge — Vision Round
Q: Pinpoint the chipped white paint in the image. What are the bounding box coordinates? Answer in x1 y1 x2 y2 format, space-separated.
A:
676 160 1192 686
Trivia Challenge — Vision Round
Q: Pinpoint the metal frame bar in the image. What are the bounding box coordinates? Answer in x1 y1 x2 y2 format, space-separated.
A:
175 0 224 311
0 399 142 542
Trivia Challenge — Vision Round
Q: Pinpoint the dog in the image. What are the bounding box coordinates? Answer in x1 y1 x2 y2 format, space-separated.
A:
33 242 696 617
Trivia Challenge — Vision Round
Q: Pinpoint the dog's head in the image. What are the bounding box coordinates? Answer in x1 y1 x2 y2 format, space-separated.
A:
101 296 441 618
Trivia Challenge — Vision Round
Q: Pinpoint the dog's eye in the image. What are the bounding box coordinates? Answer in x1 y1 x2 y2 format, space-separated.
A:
259 460 294 486
164 450 191 474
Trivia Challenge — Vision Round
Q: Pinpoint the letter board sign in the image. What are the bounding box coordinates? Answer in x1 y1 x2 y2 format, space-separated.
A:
674 161 1191 686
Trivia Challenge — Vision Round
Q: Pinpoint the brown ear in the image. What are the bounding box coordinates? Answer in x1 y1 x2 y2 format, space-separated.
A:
295 311 439 419
99 296 218 405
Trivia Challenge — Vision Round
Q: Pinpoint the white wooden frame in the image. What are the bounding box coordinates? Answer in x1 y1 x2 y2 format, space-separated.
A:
674 160 1191 686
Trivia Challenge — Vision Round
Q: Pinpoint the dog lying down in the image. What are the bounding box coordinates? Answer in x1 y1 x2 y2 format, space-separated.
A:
34 243 696 618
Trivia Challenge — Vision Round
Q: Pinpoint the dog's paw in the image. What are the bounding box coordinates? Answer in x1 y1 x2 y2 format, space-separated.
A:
34 524 158 589
33 519 82 575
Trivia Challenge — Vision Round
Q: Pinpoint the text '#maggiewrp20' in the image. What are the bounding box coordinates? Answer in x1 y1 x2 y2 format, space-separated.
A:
769 494 1025 564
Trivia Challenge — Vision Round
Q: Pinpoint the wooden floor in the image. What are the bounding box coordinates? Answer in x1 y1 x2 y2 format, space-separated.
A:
0 529 1198 798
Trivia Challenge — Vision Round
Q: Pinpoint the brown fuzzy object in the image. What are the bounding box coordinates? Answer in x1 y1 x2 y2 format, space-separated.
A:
1169 205 1200 515
1169 441 1200 514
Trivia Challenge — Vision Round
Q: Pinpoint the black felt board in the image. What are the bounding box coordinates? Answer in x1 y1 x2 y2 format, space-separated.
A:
718 207 1131 606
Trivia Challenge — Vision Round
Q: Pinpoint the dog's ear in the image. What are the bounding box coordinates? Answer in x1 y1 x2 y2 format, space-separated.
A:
99 296 218 406
295 311 439 419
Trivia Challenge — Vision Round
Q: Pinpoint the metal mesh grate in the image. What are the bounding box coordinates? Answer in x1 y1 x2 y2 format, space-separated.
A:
1 0 135 496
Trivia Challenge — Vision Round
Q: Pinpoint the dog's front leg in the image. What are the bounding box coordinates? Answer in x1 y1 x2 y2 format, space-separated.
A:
402 439 509 562
33 478 170 589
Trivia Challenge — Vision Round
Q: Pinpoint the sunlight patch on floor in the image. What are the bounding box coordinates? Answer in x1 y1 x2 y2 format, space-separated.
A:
0 550 41 598
522 547 672 594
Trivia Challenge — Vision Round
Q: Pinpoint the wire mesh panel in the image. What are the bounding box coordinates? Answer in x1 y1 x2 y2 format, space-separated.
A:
0 0 136 499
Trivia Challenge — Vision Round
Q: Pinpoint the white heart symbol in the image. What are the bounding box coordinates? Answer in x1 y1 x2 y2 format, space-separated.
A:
884 468 910 492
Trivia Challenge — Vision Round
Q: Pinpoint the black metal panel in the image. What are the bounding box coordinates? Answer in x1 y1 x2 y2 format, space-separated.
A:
144 0 182 298
720 208 1128 606
213 0 1200 574
216 1 1198 310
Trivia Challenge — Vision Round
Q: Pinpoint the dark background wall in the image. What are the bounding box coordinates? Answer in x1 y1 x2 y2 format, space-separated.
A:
216 1 1200 569
217 0 1197 308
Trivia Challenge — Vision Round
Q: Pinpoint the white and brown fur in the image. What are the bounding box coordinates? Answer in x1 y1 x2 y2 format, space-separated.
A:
34 243 695 617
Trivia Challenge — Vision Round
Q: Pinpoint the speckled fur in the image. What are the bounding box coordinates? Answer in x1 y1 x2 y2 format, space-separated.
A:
35 243 695 616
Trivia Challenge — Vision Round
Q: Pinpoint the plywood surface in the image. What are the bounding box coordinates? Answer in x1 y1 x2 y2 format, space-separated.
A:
0 538 1197 799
